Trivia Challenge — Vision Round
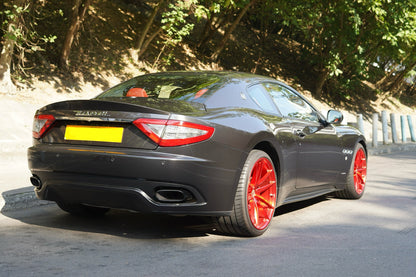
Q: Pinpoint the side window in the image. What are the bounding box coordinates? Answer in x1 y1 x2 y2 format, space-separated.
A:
263 83 319 122
247 84 277 114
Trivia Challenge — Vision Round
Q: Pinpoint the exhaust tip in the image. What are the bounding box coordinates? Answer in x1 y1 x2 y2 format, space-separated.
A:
30 175 42 188
155 188 193 203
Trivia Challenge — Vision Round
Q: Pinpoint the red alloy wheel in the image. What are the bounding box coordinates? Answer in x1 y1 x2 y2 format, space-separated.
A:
247 157 277 230
353 148 367 195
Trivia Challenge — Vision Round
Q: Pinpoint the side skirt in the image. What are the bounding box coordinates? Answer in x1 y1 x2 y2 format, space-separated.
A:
282 187 338 205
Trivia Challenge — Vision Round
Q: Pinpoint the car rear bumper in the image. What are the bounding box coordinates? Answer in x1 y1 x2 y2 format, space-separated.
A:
28 144 241 216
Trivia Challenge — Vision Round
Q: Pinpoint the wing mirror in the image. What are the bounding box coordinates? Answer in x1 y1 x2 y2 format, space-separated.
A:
327 110 343 125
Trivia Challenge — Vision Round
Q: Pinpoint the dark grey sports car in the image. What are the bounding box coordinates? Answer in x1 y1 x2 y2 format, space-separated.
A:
28 71 367 236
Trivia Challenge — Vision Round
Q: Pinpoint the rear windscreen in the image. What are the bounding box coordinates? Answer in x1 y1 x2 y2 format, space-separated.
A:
96 73 222 103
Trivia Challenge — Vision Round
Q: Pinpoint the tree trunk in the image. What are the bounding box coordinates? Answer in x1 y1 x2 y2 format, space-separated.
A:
0 27 17 94
0 0 26 94
375 62 397 90
376 55 408 90
136 27 164 60
197 17 213 49
134 0 164 51
59 0 92 69
129 0 165 60
197 15 229 51
389 59 416 92
315 68 329 98
210 0 257 61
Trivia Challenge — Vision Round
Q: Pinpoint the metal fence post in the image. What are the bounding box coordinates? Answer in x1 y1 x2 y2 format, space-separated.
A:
381 111 389 144
408 115 416 142
401 115 407 143
372 113 378 147
390 113 398 144
357 114 365 136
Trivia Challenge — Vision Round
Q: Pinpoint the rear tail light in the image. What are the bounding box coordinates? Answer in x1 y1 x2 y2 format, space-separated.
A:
133 119 214 147
33 114 56 139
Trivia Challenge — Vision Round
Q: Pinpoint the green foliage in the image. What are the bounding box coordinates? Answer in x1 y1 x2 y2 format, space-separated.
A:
199 0 255 22
161 1 196 45
1 3 58 47
272 0 416 95
200 0 235 17
156 0 210 64
1 4 29 44
0 1 60 75
2 0 416 100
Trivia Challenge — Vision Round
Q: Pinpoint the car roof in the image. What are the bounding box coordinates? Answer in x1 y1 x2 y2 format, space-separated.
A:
143 71 276 82
139 71 284 110
95 71 283 111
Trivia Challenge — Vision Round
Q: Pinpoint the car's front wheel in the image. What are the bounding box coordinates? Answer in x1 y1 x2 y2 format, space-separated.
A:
335 143 367 199
214 150 278 237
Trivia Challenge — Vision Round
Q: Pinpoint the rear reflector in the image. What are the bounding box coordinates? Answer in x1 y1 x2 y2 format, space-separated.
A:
133 118 214 146
33 114 56 139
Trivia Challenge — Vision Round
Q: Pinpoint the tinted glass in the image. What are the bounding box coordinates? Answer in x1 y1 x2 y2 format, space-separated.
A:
263 83 318 122
247 85 276 113
96 73 221 103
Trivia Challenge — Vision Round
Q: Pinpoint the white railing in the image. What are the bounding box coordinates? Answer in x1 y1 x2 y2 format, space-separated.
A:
356 112 416 147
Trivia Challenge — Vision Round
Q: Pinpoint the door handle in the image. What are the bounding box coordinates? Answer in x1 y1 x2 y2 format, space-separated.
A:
295 129 306 138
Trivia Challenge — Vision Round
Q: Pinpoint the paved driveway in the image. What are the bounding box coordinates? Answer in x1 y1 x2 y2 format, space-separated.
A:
0 151 415 277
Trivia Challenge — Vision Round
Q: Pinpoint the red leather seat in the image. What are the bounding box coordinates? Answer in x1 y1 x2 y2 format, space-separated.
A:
126 88 148 97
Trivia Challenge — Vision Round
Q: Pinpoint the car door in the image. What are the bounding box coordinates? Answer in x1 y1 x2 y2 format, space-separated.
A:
262 83 343 189
246 84 298 193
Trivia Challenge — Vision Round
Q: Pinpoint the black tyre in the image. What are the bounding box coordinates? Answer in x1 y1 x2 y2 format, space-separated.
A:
56 202 109 216
334 143 367 199
214 150 278 237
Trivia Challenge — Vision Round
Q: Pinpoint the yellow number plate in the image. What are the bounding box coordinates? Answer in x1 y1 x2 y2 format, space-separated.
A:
64 125 124 143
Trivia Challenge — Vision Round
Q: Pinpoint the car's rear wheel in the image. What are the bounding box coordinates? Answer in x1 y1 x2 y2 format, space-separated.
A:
335 143 367 199
56 202 109 216
214 150 278 237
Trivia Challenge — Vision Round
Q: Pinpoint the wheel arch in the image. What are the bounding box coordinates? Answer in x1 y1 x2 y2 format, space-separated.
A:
252 140 284 205
253 141 280 175
358 139 367 156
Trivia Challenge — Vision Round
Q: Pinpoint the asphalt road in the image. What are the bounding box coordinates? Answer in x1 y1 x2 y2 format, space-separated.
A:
0 151 415 277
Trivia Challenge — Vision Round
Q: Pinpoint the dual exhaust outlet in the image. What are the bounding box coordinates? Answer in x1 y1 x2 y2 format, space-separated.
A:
30 175 42 189
155 188 194 203
30 175 194 204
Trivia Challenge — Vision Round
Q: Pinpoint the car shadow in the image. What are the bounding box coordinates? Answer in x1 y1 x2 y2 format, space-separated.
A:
2 196 330 239
275 195 330 216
